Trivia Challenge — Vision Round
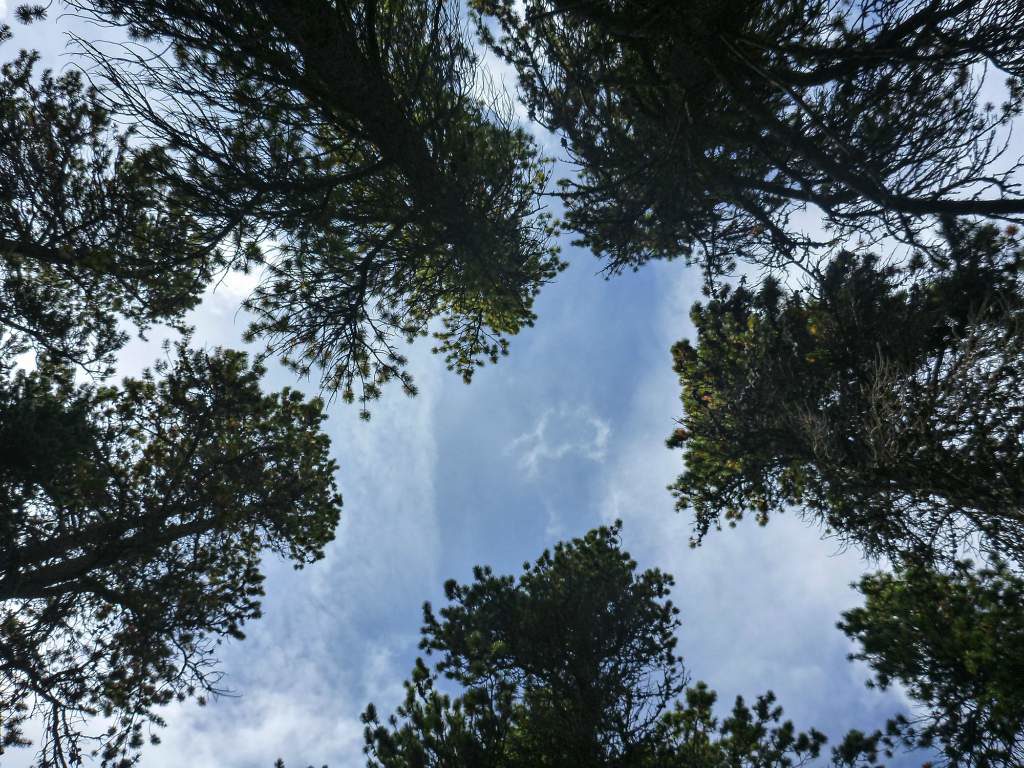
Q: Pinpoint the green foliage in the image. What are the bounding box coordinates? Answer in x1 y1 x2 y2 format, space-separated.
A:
653 683 847 768
0 29 349 767
420 523 685 765
472 0 1024 274
840 561 1024 767
72 0 563 413
669 223 1024 566
0 344 341 767
364 524 882 768
0 38 216 374
362 656 511 768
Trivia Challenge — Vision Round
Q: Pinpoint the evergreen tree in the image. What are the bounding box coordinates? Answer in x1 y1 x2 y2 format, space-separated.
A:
0 30 343 766
669 223 1024 566
0 32 216 374
363 524 884 768
840 561 1024 767
472 0 1024 274
66 0 563 412
0 345 341 767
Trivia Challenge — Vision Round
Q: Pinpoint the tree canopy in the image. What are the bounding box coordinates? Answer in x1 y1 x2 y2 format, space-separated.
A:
0 33 215 374
3 1 1024 766
840 560 1024 767
0 27 344 766
362 523 884 768
668 222 1024 566
65 0 563 411
0 345 341 767
472 0 1024 274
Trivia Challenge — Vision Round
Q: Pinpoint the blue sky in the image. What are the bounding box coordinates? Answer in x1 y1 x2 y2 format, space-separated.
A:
5 5 922 766
136 250 909 768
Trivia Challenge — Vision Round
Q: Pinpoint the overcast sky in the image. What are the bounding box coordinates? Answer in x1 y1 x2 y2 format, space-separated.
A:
4 6 924 767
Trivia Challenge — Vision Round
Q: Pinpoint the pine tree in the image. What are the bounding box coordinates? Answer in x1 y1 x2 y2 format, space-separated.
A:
0 345 342 767
472 0 1024 274
669 223 1024 567
0 34 215 375
67 0 563 411
0 31 343 765
363 524 884 768
840 560 1024 767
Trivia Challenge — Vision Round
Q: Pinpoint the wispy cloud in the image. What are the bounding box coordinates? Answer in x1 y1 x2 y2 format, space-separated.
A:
507 404 611 480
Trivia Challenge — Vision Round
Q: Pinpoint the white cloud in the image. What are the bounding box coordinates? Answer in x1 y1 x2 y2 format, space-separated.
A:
203 265 265 313
146 681 363 768
542 499 565 540
507 403 610 479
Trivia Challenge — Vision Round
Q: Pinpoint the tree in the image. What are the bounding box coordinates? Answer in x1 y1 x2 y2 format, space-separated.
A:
0 31 216 375
59 0 563 412
472 0 1024 275
362 523 884 768
668 222 1024 566
0 30 344 766
0 344 342 768
417 523 686 766
839 560 1024 767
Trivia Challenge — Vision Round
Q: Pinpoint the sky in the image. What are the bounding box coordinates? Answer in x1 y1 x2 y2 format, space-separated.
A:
2 6 926 767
